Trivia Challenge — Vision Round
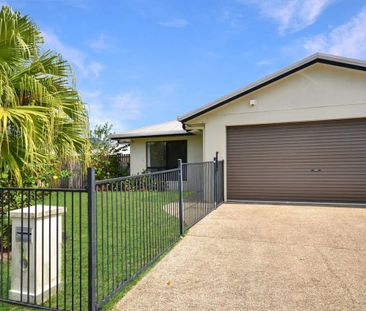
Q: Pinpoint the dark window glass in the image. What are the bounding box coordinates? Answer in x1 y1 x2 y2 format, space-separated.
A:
146 140 187 171
166 141 187 169
147 142 166 169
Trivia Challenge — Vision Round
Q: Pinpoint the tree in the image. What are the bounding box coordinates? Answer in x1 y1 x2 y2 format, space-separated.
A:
0 6 90 185
90 123 129 179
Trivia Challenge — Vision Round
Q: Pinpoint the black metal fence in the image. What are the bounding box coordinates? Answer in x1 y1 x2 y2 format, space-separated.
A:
217 160 224 205
0 187 88 311
0 157 225 310
183 160 217 228
92 168 181 309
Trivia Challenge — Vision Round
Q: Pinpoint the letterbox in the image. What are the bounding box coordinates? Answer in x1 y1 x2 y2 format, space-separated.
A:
9 205 64 303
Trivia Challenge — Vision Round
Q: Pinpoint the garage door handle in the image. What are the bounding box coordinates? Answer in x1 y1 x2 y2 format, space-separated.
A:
311 169 322 172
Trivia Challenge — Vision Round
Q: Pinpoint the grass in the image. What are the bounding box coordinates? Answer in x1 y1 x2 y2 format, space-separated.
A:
1 188 181 310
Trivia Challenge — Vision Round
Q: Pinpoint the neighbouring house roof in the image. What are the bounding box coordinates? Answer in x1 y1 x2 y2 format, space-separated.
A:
110 120 190 141
177 53 366 123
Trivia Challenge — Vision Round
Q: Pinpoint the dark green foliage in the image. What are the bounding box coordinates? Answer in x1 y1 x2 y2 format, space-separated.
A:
90 123 129 180
0 188 41 251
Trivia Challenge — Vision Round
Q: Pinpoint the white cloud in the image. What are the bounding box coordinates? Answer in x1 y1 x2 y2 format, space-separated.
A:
303 7 366 58
221 8 246 28
82 90 141 132
256 59 272 66
80 89 102 100
89 33 107 51
88 61 104 78
155 83 176 98
42 29 104 78
109 93 141 121
159 18 189 28
246 0 334 34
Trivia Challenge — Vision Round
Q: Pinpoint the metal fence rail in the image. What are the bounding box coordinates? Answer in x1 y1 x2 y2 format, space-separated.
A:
0 187 88 311
0 157 225 311
182 161 215 228
182 156 224 229
217 160 225 205
92 169 181 309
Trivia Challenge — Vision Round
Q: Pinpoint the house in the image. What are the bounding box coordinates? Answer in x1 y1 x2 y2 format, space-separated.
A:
111 53 366 203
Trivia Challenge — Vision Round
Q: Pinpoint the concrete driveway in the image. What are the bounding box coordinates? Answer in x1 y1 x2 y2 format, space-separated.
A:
115 203 366 311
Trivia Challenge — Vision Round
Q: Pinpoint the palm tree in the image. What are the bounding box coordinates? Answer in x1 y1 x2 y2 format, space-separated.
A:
0 5 90 185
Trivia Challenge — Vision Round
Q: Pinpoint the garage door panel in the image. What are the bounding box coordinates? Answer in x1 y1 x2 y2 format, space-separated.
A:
228 167 366 173
228 143 366 151
228 134 364 144
227 119 366 202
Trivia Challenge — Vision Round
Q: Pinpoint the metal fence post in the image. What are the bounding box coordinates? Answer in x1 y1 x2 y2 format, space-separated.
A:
214 152 218 208
87 168 96 311
178 159 184 235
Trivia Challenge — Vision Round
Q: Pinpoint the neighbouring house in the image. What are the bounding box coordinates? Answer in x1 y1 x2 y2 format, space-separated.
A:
111 53 366 203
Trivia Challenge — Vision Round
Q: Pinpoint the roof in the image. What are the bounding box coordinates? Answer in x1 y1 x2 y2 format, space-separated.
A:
110 120 189 141
178 53 366 123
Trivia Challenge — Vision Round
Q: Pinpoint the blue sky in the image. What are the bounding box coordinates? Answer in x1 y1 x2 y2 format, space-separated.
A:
5 0 366 132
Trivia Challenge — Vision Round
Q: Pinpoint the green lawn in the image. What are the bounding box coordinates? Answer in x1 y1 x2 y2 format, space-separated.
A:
1 188 180 310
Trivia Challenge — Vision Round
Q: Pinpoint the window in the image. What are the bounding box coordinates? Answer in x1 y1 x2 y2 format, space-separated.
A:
146 140 187 172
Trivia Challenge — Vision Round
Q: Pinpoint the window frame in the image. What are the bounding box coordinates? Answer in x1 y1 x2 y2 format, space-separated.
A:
146 140 187 172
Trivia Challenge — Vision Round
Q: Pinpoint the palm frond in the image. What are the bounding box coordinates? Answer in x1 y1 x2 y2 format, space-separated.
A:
0 5 90 185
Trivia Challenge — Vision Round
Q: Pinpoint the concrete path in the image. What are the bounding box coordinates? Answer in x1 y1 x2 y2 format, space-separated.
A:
163 201 214 227
115 203 366 311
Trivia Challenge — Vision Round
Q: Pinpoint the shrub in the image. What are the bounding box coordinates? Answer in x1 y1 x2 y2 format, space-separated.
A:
90 123 129 180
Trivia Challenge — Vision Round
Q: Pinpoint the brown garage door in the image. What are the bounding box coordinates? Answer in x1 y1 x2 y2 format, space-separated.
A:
226 119 366 202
